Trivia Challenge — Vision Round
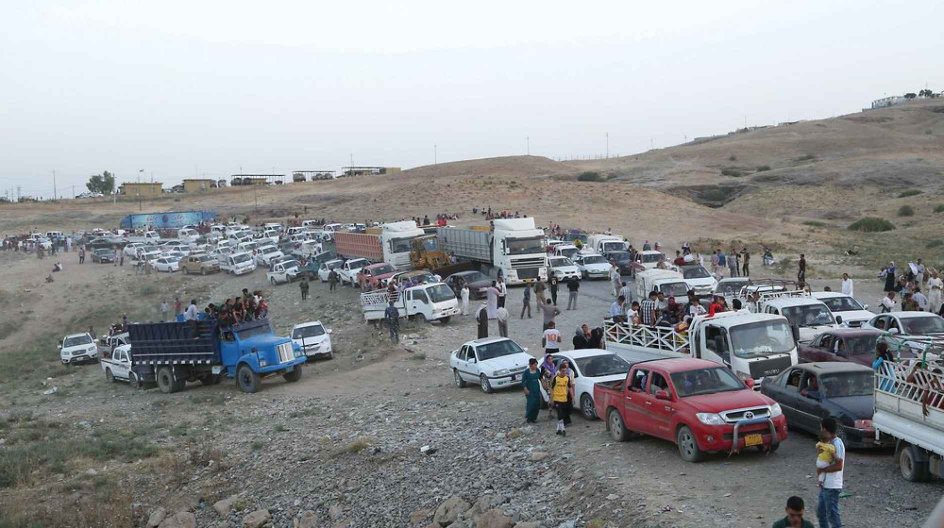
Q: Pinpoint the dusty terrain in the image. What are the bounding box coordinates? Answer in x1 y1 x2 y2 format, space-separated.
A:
2 100 944 527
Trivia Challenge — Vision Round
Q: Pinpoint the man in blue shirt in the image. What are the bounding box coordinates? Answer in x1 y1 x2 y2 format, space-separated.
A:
609 296 626 323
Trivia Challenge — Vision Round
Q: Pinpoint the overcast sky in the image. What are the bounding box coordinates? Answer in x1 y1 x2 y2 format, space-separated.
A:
1 0 941 198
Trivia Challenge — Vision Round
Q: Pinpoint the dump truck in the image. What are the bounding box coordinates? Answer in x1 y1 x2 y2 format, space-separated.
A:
436 218 547 285
126 318 305 393
333 221 425 270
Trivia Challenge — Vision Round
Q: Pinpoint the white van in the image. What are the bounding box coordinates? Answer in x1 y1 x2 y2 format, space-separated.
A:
634 269 689 302
586 234 627 255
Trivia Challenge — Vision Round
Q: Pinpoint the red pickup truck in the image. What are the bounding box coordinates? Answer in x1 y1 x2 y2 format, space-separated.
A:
594 358 788 462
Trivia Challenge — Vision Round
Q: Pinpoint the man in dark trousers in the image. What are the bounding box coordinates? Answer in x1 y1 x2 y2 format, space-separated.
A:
299 279 309 300
798 254 807 286
476 303 489 339
384 300 400 343
566 276 580 310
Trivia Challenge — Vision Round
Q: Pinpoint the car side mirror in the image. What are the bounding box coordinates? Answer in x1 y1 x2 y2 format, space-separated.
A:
888 328 900 335
522 347 528 352
744 378 755 389
863 304 869 310
835 316 843 325
327 329 333 334
655 390 671 401
57 345 62 349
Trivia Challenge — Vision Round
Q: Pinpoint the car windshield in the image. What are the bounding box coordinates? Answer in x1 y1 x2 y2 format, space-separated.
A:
292 325 325 339
717 280 750 294
64 335 93 347
601 241 625 252
372 264 395 275
506 236 544 255
325 261 342 270
281 260 299 269
549 257 574 268
672 367 744 397
94 249 110 255
199 255 215 262
642 252 664 263
839 334 880 356
428 284 457 303
235 322 272 339
390 235 420 253
459 272 490 283
781 304 835 327
729 321 796 358
476 340 524 361
902 316 944 335
582 255 607 265
558 247 579 258
821 372 873 398
682 266 711 279
233 253 251 264
659 282 690 298
573 354 630 377
262 247 279 255
820 296 865 312
608 251 631 262
349 259 369 268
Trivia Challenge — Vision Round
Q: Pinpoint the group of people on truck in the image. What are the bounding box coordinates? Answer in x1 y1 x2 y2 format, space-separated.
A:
202 288 269 325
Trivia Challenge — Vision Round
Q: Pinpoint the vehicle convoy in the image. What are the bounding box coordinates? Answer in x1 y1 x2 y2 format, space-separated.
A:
760 362 889 449
436 218 548 285
450 337 533 393
811 292 873 328
59 332 99 364
360 283 460 323
633 269 690 302
126 318 305 393
541 350 633 420
334 221 426 270
604 310 798 386
338 258 371 287
595 358 787 461
291 321 333 360
873 358 944 481
758 291 838 343
573 253 612 280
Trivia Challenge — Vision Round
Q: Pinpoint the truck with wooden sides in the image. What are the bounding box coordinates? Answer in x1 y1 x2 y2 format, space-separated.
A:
125 318 305 393
436 218 547 285
333 221 426 270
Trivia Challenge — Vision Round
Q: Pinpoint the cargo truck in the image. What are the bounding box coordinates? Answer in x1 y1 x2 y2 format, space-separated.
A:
333 221 425 270
360 283 460 323
436 218 547 285
126 318 305 393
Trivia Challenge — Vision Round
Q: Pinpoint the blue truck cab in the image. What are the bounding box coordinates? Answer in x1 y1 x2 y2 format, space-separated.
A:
128 318 306 393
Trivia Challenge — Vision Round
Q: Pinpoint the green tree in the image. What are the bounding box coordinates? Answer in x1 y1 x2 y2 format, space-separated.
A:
904 92 917 99
86 171 115 194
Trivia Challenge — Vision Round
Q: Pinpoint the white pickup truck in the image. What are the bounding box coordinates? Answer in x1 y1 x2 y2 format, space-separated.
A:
360 283 460 324
220 251 257 275
267 260 301 285
100 344 138 385
757 291 838 343
338 258 371 287
874 358 944 481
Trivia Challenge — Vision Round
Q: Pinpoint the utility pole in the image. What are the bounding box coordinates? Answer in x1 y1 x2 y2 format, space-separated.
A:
526 136 530 156
434 144 437 165
605 133 609 159
52 170 57 200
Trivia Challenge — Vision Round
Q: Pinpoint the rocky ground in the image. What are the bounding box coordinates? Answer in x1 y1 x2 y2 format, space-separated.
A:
0 246 940 527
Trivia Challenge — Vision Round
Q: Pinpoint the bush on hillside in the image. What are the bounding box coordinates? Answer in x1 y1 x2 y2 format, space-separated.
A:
898 190 923 198
577 172 604 182
926 239 944 249
848 217 895 232
898 205 915 217
934 204 944 213
721 168 743 177
756 165 771 172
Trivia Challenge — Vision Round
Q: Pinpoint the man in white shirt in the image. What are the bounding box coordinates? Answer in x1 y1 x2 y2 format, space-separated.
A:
496 277 507 308
184 299 199 321
542 321 561 353
817 417 845 528
496 306 509 337
913 287 929 311
840 273 854 297
880 291 896 313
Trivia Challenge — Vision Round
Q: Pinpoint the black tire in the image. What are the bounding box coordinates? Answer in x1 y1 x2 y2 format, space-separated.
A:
105 368 115 383
580 394 597 420
237 364 260 393
283 366 303 383
270 277 277 285
480 375 493 394
607 409 629 441
900 444 930 482
454 369 467 388
439 316 451 324
129 370 142 389
677 425 705 462
156 366 177 394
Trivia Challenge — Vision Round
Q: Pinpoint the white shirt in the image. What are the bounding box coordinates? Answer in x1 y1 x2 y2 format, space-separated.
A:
542 329 561 350
497 282 507 297
880 297 896 312
914 292 929 310
822 437 846 489
496 307 509 322
184 304 199 321
460 287 470 301
840 278 854 297
929 277 943 291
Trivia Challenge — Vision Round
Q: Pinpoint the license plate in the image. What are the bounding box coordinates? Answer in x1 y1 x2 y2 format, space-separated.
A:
744 433 763 447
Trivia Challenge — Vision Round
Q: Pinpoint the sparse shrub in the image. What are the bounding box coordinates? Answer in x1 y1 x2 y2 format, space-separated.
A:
577 171 604 182
803 221 827 228
926 240 944 249
756 165 771 172
721 168 743 177
848 217 895 232
728 155 737 161
898 190 923 198
796 154 816 161
933 204 944 213
898 205 915 217
336 437 372 455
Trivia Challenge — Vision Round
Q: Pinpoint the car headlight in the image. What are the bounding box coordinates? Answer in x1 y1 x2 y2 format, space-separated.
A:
88 346 96 353
769 403 782 418
259 360 268 367
696 413 726 426
494 369 510 376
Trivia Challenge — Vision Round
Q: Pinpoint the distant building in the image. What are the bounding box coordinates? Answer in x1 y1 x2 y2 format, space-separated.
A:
340 166 401 177
119 182 163 197
182 179 216 193
871 96 909 109
230 174 284 186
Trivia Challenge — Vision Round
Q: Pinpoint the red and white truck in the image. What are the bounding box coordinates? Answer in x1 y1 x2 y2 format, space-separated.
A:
333 221 425 270
594 357 788 462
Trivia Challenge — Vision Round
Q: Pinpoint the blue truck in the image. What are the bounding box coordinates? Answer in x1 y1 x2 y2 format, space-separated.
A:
127 318 306 393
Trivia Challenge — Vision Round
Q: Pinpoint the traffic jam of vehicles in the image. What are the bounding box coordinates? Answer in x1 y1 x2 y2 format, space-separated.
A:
51 218 944 482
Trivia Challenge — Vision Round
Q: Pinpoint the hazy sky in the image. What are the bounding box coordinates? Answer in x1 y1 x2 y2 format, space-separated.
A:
1 0 941 198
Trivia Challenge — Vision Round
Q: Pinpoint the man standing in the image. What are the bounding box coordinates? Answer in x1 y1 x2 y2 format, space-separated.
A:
460 283 470 316
539 298 561 331
566 277 580 310
619 281 633 304
840 273 854 297
485 282 500 319
817 417 845 528
174 297 182 316
880 291 896 313
496 276 507 308
496 306 509 337
741 248 751 277
384 300 400 343
299 279 309 300
534 278 546 305
640 291 659 326
711 250 721 276
609 264 621 297
728 250 739 278
521 283 532 319
160 300 169 322
609 296 627 323
772 496 814 528
328 269 338 291
717 250 726 277
78 246 85 264
476 303 489 339
184 299 199 321
914 287 929 311
798 254 807 285
542 321 561 355
548 276 559 306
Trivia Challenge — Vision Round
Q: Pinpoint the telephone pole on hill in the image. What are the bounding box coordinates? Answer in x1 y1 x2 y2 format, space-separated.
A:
52 170 57 200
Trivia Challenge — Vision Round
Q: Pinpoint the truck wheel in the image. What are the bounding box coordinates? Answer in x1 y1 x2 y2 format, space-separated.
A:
454 369 467 388
676 425 705 462
105 368 115 383
480 375 493 394
156 366 178 394
270 277 277 285
129 371 142 389
283 366 303 383
900 444 930 482
607 409 629 441
580 394 597 420
439 316 451 324
237 365 260 393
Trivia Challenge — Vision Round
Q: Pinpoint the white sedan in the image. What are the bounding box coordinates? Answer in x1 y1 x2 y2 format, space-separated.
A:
547 256 581 281
542 350 632 419
573 253 612 280
680 264 718 295
153 256 181 272
450 337 532 393
812 291 874 328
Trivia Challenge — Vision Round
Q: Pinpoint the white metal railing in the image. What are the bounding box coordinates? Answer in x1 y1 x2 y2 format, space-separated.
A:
603 320 690 355
875 359 944 428
758 290 808 302
360 290 400 309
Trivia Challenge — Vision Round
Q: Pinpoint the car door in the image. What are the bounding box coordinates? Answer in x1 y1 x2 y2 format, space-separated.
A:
623 368 654 435
795 372 823 432
411 289 430 318
772 367 804 429
113 348 130 379
810 334 835 362
643 371 676 440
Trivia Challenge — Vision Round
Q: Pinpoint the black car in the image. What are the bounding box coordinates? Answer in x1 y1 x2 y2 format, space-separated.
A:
85 237 116 250
760 362 891 448
603 250 634 275
444 270 493 299
91 248 115 263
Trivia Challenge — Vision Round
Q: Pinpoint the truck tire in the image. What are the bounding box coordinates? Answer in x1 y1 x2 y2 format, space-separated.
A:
479 375 493 394
237 364 260 393
439 316 451 324
676 425 705 462
454 369 467 388
580 394 597 420
270 277 277 285
129 371 142 389
156 366 178 394
283 366 303 383
607 409 629 441
900 444 930 482
105 368 115 383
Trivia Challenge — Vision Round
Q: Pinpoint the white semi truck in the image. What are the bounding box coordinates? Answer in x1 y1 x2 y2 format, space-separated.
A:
436 218 547 285
334 221 426 271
